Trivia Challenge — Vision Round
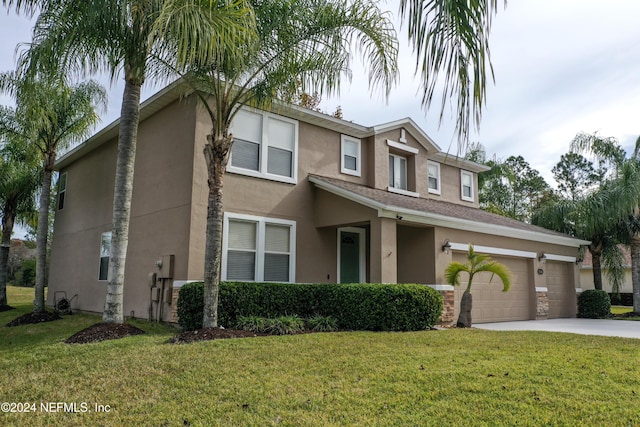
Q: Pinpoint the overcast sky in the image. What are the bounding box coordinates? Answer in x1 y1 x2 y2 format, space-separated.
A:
2 0 640 187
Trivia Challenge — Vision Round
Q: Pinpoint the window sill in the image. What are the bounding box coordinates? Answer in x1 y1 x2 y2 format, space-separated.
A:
340 168 361 177
388 187 420 198
227 166 297 185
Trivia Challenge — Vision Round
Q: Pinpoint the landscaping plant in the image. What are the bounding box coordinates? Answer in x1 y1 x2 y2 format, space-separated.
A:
445 244 511 328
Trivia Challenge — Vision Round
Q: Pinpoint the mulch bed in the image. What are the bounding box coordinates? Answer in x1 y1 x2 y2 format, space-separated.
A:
65 322 145 344
169 327 265 344
0 305 16 313
6 311 61 327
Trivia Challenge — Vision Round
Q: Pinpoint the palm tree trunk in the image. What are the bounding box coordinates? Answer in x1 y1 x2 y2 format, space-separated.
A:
202 133 232 329
457 290 472 328
103 80 141 324
0 210 14 307
590 247 603 291
631 235 640 313
34 159 54 313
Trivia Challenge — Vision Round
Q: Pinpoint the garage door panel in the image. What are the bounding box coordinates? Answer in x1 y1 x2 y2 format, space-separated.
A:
453 254 533 323
547 261 575 318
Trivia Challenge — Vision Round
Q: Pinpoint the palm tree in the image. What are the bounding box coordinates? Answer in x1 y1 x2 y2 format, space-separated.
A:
569 132 640 312
0 139 40 309
176 0 398 328
399 0 504 142
0 73 106 313
7 0 254 323
532 195 625 294
445 244 511 327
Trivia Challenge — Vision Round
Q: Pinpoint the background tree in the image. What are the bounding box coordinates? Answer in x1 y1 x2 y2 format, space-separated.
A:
0 73 106 313
552 152 600 202
0 139 39 309
469 150 552 222
10 0 255 323
176 0 398 328
445 244 511 328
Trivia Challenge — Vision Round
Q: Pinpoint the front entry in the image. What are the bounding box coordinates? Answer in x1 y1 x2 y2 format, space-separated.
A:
338 227 365 283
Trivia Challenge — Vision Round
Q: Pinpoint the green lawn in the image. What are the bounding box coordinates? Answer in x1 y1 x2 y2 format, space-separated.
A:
1 286 640 427
612 306 633 315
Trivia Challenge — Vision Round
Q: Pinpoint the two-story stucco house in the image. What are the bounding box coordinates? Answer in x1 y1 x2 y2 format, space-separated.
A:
48 81 588 324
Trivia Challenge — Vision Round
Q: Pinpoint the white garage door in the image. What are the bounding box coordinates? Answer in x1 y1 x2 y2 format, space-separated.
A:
453 254 533 323
546 261 575 318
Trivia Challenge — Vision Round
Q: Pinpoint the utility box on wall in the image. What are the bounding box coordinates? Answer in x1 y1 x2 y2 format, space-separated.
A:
157 254 175 279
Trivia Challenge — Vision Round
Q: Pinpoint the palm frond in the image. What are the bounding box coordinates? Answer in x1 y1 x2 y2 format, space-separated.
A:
399 0 503 144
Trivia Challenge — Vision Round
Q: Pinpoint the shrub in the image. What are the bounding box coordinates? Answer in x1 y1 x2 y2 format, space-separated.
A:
176 282 204 331
578 289 611 319
176 282 441 331
177 282 442 331
235 315 268 333
306 315 338 332
266 315 305 335
236 315 305 335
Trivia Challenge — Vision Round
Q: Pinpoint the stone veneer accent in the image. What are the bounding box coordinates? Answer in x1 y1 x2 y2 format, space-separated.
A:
536 287 549 319
428 285 455 323
170 288 180 323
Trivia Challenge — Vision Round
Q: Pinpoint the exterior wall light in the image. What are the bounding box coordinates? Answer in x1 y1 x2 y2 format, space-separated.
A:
442 239 452 254
538 252 547 263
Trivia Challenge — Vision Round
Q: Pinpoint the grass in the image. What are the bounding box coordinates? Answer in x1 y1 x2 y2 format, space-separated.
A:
1 287 640 426
612 306 633 315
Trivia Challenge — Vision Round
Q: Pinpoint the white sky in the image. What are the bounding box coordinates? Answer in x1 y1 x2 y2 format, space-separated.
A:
2 0 640 188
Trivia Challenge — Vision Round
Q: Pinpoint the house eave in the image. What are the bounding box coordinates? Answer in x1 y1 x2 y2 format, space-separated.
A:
309 175 589 248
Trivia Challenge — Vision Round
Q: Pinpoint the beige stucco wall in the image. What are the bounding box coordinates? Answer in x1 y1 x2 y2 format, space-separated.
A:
580 268 633 293
48 98 198 320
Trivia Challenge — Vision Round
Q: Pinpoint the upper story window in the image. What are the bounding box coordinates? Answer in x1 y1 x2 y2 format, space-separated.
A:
229 109 298 184
461 170 474 202
341 135 361 177
57 172 67 210
222 213 296 283
427 161 441 195
389 154 407 190
98 231 111 281
386 139 419 197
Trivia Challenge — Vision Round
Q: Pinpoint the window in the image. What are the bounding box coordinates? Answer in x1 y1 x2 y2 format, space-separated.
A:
427 161 441 194
222 213 296 282
389 154 407 190
461 170 474 201
57 172 67 210
229 109 298 183
341 135 361 176
98 231 111 281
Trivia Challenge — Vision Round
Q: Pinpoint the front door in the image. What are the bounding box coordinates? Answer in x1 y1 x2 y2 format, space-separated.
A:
338 227 365 283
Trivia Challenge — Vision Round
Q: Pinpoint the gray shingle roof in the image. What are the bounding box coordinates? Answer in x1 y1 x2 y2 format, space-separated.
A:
309 174 586 245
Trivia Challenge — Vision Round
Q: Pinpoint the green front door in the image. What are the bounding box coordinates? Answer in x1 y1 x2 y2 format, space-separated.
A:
339 229 362 283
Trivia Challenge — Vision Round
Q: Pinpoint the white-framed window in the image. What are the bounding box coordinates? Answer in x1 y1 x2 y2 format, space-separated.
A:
388 154 407 191
341 135 361 176
461 170 474 201
427 161 441 195
229 109 298 183
222 213 296 282
98 231 112 281
57 172 67 210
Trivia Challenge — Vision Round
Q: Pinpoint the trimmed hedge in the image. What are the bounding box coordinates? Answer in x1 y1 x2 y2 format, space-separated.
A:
177 281 443 332
577 289 611 319
176 282 205 331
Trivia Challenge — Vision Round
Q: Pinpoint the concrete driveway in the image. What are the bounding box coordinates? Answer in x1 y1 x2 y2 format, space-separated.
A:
475 318 640 339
